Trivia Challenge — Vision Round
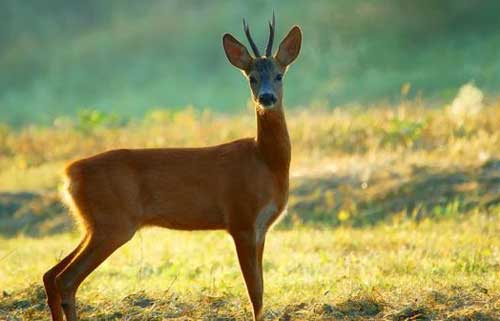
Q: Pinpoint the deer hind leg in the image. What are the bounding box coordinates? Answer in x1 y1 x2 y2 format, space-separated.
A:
232 230 266 321
43 236 88 321
54 227 134 321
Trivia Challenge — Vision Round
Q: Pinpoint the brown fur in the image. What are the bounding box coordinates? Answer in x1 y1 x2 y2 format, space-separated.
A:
44 19 302 321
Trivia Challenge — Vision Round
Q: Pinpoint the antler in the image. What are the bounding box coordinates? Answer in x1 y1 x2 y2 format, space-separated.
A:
243 18 261 57
265 12 275 57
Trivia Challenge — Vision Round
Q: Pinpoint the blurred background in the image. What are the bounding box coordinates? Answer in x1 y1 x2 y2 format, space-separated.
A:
1 0 499 125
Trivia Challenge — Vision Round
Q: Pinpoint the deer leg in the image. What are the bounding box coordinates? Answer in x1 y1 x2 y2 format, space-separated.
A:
232 230 266 321
43 236 88 321
55 229 134 321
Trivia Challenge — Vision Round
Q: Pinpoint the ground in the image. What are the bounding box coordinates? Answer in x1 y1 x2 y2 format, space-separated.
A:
1 216 499 320
1 103 500 320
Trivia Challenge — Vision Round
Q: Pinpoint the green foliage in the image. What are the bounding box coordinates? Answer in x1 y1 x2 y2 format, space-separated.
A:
1 1 500 125
431 197 465 219
76 109 125 133
381 118 425 148
0 123 11 154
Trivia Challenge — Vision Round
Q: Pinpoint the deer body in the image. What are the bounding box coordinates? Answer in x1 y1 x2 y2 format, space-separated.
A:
44 14 301 321
66 115 289 233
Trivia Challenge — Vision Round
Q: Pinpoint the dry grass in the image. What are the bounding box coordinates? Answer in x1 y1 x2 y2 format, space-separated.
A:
0 101 500 320
1 100 499 191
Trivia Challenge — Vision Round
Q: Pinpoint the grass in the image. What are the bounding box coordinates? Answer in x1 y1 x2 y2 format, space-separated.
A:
0 99 499 319
1 215 499 320
1 99 499 233
1 98 500 191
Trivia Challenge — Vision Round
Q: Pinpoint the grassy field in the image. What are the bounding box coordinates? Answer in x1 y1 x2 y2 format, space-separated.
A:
1 215 499 320
1 98 500 320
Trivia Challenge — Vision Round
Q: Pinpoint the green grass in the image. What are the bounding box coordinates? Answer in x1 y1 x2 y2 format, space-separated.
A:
1 101 499 319
1 214 499 320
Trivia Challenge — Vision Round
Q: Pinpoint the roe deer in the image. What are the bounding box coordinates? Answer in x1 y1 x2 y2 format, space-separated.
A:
43 13 302 321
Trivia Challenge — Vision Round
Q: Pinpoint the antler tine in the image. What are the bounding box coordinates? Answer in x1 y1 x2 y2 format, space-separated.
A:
265 11 275 57
243 18 261 57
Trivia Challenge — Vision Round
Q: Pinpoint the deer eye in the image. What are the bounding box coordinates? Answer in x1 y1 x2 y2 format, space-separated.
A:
249 76 257 84
275 74 283 81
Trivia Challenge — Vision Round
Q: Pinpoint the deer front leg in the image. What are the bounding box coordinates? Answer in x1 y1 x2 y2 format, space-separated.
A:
232 229 266 321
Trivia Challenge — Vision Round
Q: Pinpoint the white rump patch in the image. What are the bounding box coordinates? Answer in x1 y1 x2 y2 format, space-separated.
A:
59 176 75 211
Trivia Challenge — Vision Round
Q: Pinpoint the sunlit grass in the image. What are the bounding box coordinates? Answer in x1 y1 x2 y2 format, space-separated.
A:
1 214 499 320
1 100 500 319
1 100 499 191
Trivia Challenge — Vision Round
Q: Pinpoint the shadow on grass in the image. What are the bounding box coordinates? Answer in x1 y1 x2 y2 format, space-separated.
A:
1 284 498 321
1 159 499 237
286 159 500 227
0 192 71 237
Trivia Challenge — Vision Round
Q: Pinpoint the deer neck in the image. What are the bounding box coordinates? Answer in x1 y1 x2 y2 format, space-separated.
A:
255 103 291 175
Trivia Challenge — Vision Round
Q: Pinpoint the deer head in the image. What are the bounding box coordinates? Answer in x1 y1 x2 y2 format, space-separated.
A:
223 13 302 110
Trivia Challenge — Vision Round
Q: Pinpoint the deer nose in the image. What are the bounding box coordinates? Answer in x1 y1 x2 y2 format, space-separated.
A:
258 93 277 107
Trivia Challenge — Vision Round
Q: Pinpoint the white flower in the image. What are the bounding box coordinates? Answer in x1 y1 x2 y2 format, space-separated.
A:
449 83 483 118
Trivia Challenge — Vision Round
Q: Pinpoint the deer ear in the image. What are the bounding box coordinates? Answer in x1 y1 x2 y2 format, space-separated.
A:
275 26 302 67
223 33 252 70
